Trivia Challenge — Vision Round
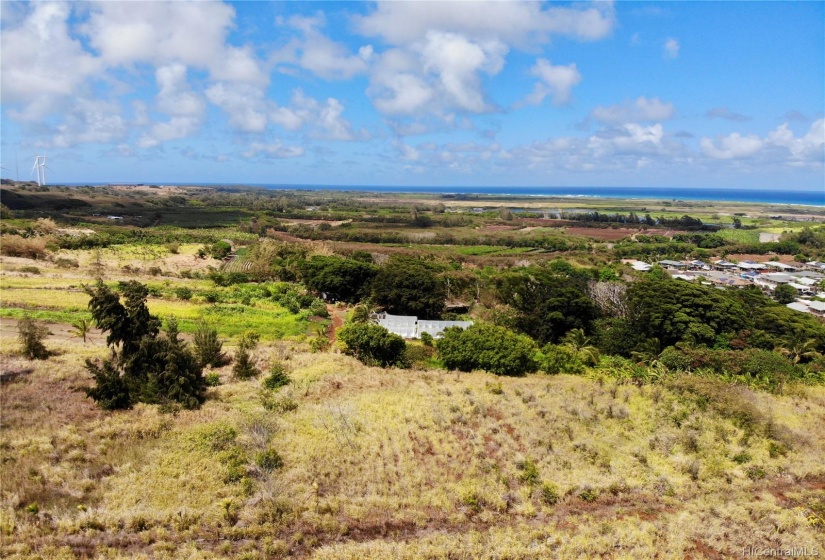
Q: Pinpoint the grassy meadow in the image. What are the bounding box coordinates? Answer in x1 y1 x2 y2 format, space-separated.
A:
1 184 824 558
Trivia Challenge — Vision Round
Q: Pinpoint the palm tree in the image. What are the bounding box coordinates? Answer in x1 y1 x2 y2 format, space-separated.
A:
776 337 821 364
562 328 600 366
70 318 91 343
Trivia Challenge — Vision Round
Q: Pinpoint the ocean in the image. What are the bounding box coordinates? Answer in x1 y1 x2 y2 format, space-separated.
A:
64 183 825 206
249 185 825 206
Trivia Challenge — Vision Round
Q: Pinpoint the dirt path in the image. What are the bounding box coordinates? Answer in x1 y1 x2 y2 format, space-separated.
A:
326 305 346 343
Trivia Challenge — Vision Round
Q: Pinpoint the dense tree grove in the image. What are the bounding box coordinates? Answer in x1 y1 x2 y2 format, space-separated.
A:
370 255 447 318
299 255 377 303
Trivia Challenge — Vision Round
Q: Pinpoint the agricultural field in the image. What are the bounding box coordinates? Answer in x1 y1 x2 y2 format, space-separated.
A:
1 183 824 558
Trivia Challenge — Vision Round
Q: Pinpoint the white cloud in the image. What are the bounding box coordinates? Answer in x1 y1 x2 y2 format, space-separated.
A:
767 119 825 166
268 90 366 141
420 31 506 112
274 14 372 80
590 97 675 124
700 133 764 160
51 99 127 148
138 64 205 148
526 59 582 105
357 1 613 117
0 2 101 120
81 1 266 85
663 38 680 59
354 1 615 46
206 82 268 133
241 141 305 159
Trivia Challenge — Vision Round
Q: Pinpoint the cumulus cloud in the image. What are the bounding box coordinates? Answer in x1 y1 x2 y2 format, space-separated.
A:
206 82 268 133
0 2 101 120
138 64 205 148
274 14 372 80
767 119 825 166
357 1 614 116
269 90 367 141
699 133 763 160
705 107 751 122
525 59 582 105
663 38 680 59
81 1 266 85
590 97 675 124
354 1 615 46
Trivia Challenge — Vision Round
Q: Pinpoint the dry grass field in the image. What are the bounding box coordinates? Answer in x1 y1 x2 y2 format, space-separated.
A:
2 311 824 558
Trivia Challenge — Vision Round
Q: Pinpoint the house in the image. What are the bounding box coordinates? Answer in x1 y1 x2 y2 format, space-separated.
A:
374 313 473 339
806 300 825 317
754 273 794 290
735 261 763 272
658 260 687 269
712 260 738 271
786 302 811 313
759 261 797 272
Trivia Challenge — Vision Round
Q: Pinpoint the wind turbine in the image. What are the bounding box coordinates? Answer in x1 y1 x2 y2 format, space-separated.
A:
31 155 47 186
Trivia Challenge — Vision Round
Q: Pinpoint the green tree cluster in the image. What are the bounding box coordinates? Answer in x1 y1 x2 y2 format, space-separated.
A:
337 322 406 367
84 281 207 410
436 323 537 376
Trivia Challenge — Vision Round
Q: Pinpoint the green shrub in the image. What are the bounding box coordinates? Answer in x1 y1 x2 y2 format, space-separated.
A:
205 372 221 387
436 322 537 376
233 331 260 379
17 315 50 359
54 257 79 268
420 331 434 347
517 459 540 486
193 319 227 367
538 344 585 374
175 287 193 300
541 482 560 505
263 362 290 390
255 449 284 472
337 322 407 368
19 266 41 274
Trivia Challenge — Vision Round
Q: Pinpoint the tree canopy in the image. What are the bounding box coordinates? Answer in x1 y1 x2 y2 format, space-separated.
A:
371 255 446 318
299 255 378 303
84 281 206 410
436 322 537 376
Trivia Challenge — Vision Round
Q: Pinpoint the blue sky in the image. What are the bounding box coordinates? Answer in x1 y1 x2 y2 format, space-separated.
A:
1 1 823 191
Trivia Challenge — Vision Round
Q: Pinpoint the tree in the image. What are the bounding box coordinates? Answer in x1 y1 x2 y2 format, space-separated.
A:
337 322 406 367
83 281 206 410
495 267 597 344
562 328 600 366
371 255 446 318
299 255 378 303
69 318 91 343
436 323 537 376
774 284 797 304
18 315 50 359
193 319 227 367
210 240 232 260
233 331 261 379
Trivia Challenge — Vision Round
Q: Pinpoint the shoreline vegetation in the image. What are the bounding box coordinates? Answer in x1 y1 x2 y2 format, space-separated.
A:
1 180 824 559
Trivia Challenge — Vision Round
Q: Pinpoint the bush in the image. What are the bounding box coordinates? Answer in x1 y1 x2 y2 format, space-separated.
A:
175 287 193 300
1 235 48 259
263 362 290 390
255 449 284 472
541 482 560 505
233 331 260 379
436 323 537 376
18 315 50 359
420 331 434 347
337 322 407 367
54 257 79 268
538 344 585 374
205 372 222 387
19 266 40 274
